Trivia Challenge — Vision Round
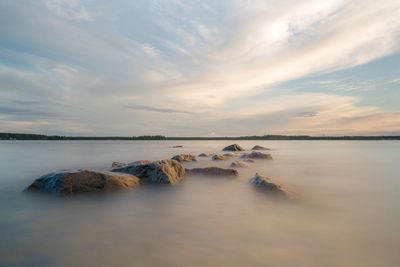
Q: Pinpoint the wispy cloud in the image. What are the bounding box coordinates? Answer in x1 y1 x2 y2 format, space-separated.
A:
42 0 95 21
123 104 196 115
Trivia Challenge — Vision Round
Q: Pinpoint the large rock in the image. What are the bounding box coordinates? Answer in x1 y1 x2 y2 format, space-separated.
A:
251 145 270 150
249 173 287 196
171 154 197 162
26 170 140 195
240 151 272 159
222 144 244 151
186 167 238 176
230 160 249 168
112 159 185 185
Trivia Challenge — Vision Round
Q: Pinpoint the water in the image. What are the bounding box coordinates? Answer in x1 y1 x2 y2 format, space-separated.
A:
0 141 399 267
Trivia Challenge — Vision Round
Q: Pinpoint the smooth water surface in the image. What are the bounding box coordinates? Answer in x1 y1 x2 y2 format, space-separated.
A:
0 141 399 267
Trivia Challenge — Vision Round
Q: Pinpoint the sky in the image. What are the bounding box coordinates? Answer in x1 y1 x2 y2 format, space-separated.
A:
0 0 399 136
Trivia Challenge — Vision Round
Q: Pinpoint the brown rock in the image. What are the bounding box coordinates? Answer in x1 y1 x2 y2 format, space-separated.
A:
112 159 185 185
240 151 272 159
230 160 249 168
26 170 140 195
171 154 197 162
251 145 270 150
222 144 245 151
186 167 238 176
249 173 287 196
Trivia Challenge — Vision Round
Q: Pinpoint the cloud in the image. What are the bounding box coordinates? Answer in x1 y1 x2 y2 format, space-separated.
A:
295 112 318 117
123 104 196 115
0 106 59 118
42 0 94 21
0 0 399 135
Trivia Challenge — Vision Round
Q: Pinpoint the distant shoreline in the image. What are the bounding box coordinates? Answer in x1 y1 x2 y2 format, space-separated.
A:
1 133 399 141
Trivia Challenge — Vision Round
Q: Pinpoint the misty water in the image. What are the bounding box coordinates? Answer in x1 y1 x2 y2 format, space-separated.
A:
0 140 399 267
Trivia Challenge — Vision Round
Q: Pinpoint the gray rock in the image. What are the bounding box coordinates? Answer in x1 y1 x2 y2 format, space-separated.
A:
198 153 209 157
230 160 249 168
212 154 225 160
223 152 235 157
222 144 244 151
112 162 125 168
242 159 255 163
171 154 197 162
249 173 287 196
26 170 140 195
112 159 185 185
186 167 238 176
251 145 270 150
111 160 151 170
240 151 272 159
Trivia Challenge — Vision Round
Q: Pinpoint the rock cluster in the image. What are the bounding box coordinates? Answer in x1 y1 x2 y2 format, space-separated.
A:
26 143 291 198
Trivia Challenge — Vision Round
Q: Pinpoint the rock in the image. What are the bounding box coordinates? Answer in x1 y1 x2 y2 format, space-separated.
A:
249 173 287 196
223 152 235 157
112 159 185 185
171 154 197 162
240 151 272 159
230 160 249 168
112 162 125 168
222 144 245 151
111 160 151 170
211 154 225 160
186 167 238 176
252 145 270 150
198 153 209 157
172 145 183 148
26 170 140 195
242 159 255 163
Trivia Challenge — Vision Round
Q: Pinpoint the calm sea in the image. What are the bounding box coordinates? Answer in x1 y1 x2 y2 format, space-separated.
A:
0 140 399 267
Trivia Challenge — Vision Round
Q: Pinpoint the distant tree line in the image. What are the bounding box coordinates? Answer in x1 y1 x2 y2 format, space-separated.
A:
1 132 399 141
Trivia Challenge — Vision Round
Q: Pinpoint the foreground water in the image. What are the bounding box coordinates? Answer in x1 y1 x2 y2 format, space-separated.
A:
0 140 399 267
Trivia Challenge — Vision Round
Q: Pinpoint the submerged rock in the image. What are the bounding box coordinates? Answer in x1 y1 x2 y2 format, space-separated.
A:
211 154 225 161
112 159 185 185
112 162 125 168
198 153 209 157
249 173 287 196
26 170 140 195
223 152 235 157
251 145 270 150
172 145 183 148
111 160 150 170
171 154 197 162
230 160 249 168
222 144 244 151
186 167 238 176
240 151 272 160
242 159 255 163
